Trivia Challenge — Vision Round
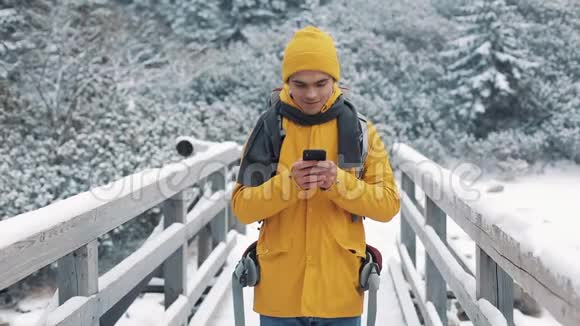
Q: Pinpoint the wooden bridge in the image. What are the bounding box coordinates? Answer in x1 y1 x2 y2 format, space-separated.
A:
0 139 579 326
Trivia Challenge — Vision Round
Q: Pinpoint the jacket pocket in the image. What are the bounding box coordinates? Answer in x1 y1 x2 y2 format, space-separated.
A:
335 236 366 260
256 214 291 256
328 210 367 260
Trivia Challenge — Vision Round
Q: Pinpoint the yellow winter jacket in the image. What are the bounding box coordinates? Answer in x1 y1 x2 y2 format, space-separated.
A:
231 87 400 318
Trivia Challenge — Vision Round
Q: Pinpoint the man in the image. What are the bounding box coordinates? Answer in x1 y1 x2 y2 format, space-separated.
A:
232 26 400 326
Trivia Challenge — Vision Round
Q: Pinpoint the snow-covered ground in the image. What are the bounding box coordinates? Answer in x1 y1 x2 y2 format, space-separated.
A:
1 161 579 326
0 287 51 326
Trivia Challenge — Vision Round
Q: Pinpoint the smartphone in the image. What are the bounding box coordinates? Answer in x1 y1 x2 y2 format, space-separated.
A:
303 149 326 161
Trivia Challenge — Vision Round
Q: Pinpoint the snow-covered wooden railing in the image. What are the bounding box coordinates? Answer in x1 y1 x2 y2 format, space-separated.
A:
0 140 244 326
390 143 580 326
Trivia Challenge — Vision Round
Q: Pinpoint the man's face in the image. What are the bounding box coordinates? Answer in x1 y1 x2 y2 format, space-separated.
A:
288 70 334 115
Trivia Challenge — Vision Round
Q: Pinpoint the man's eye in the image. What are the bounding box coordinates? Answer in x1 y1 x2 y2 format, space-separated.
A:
317 83 327 87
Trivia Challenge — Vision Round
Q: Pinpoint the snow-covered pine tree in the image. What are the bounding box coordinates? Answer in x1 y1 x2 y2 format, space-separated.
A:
529 75 580 163
441 0 536 138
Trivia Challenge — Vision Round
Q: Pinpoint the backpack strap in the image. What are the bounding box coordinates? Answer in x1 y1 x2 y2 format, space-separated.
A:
268 90 285 163
232 273 245 326
356 112 369 179
352 110 369 223
255 91 284 226
232 241 260 326
360 244 382 326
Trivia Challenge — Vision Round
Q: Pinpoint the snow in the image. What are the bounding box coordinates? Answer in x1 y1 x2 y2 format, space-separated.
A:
474 98 486 113
0 288 53 326
475 40 492 56
115 293 166 326
495 52 518 64
0 190 107 249
0 9 16 18
451 34 480 48
494 72 513 93
468 162 580 295
469 68 495 89
478 299 508 326
447 41 486 71
514 308 560 326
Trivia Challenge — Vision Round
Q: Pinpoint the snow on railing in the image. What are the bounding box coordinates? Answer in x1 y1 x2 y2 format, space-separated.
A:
390 143 580 326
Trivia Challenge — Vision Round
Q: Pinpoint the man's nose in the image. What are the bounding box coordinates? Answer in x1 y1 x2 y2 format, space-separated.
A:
305 88 317 100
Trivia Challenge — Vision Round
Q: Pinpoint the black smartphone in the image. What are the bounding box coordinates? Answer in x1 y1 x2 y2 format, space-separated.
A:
303 149 326 161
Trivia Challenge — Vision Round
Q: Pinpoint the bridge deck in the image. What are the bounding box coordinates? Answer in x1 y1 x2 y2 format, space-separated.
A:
209 217 407 325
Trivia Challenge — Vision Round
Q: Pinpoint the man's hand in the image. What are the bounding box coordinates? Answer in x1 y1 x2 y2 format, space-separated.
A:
311 160 338 190
290 160 321 190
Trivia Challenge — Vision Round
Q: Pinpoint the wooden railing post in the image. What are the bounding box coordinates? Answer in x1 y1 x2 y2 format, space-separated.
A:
228 160 246 235
57 240 99 325
477 247 514 326
401 172 416 266
209 168 227 246
425 196 447 325
162 191 187 309
197 168 227 267
197 226 213 267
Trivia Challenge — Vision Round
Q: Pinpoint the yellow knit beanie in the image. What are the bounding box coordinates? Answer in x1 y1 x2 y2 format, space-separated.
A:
282 26 340 82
